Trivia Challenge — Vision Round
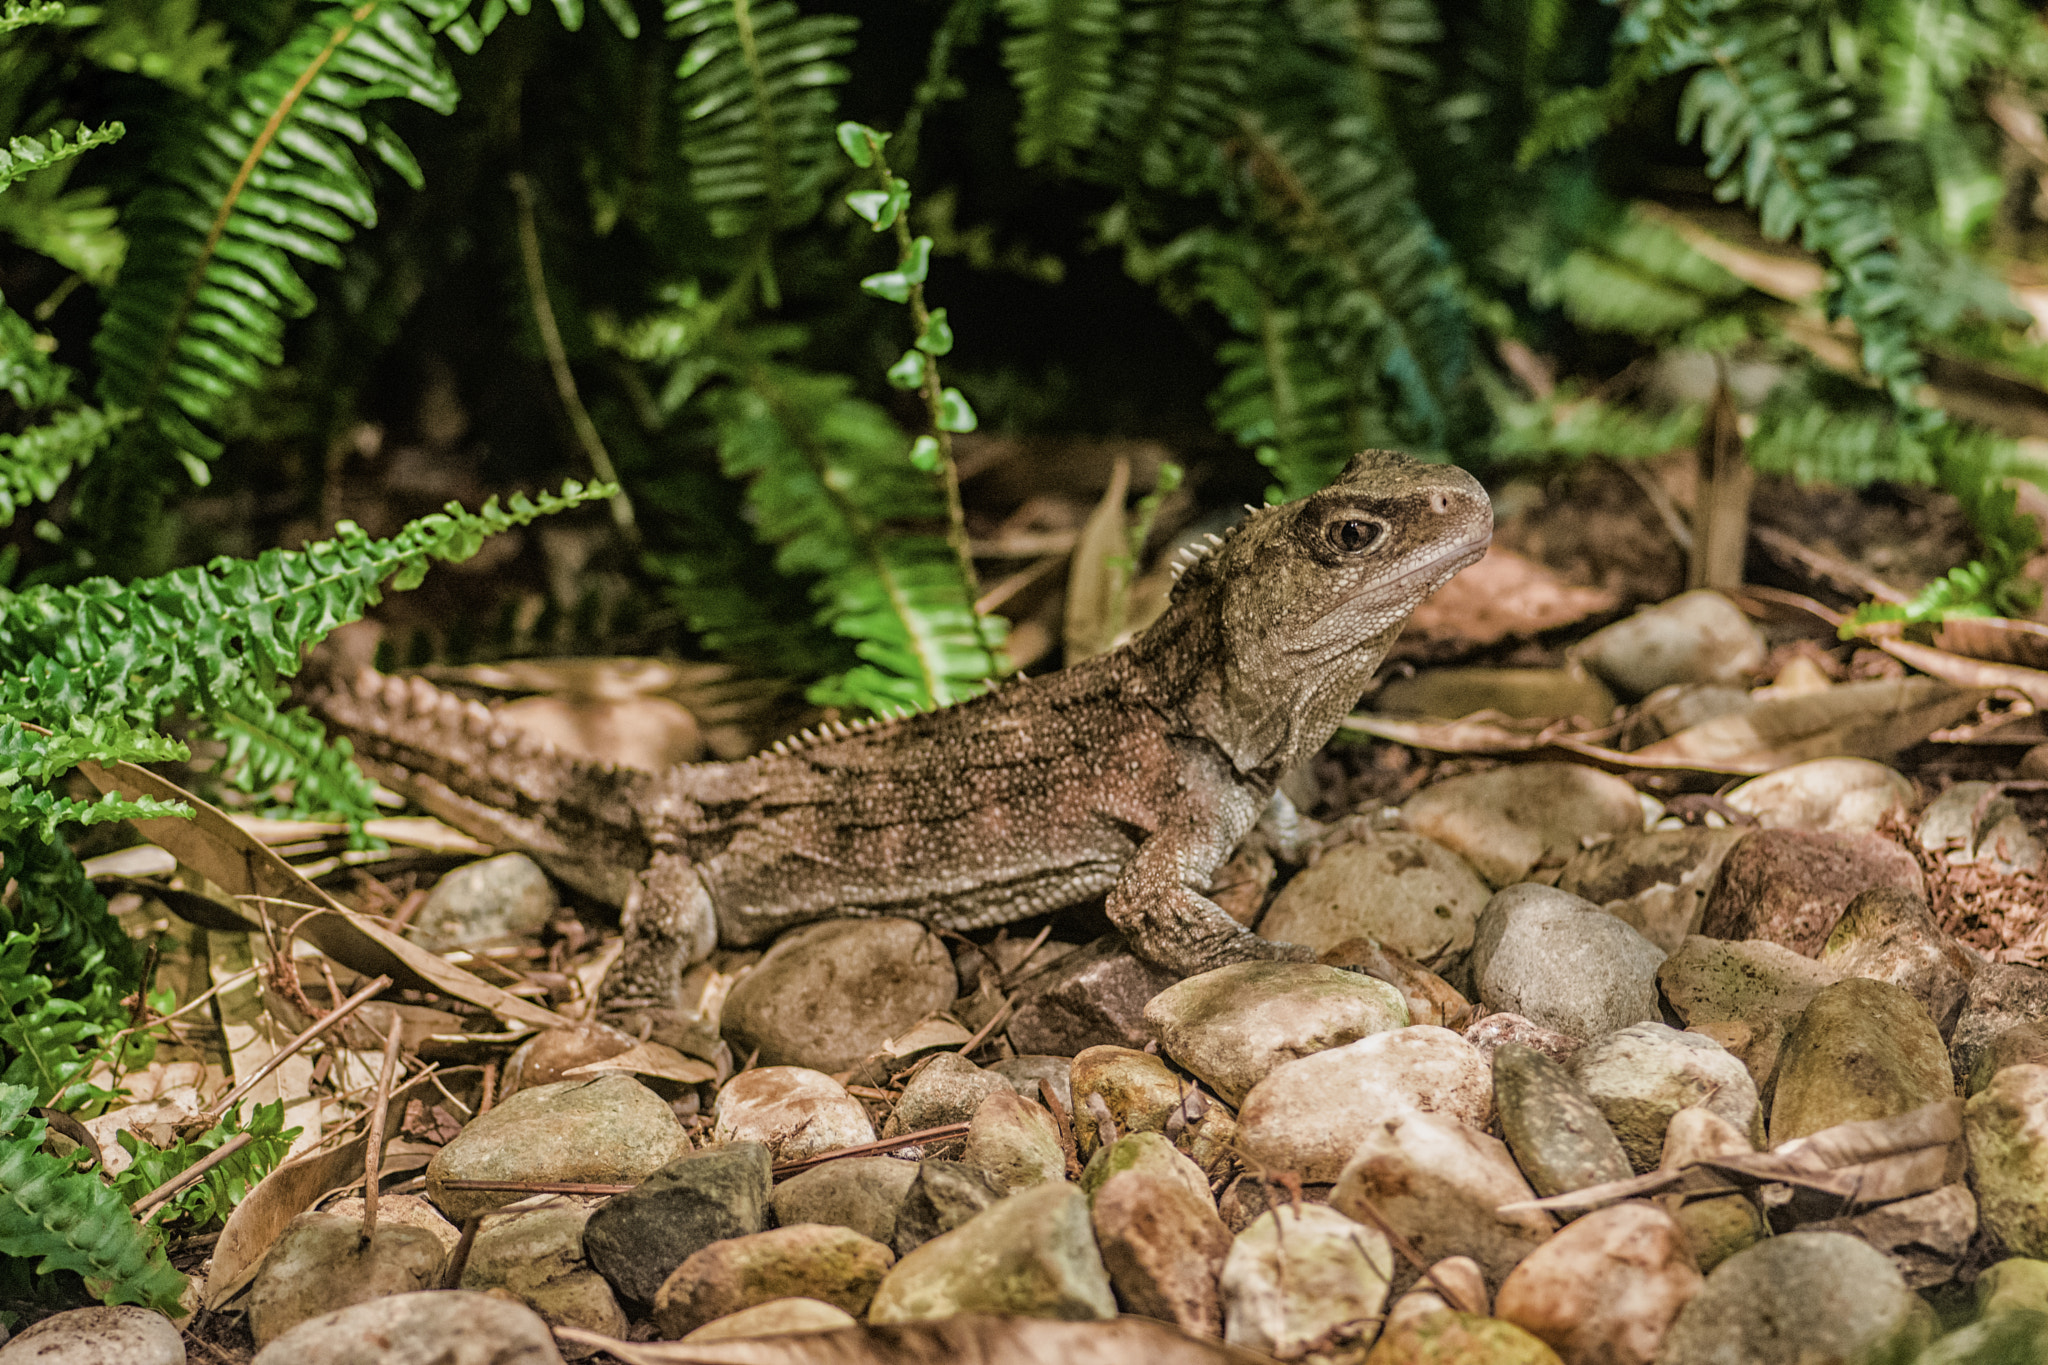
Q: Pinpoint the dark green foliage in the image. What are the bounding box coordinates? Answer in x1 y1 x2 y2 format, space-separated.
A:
109 1100 297 1227
0 1085 185 1315
89 0 461 508
668 0 859 242
998 0 1121 169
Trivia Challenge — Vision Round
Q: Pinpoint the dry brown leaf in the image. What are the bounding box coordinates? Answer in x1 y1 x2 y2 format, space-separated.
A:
1877 636 2048 708
554 1317 1276 1365
204 1072 438 1307
1628 678 1986 770
1500 1099 1964 1215
1931 617 2048 670
1400 545 1619 649
73 759 569 1030
561 1038 717 1085
1063 455 1133 662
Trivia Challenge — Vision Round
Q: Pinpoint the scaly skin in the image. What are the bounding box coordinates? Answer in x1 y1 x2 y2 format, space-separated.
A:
302 450 1491 1041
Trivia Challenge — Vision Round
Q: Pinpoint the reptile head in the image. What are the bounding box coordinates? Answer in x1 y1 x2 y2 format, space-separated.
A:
1173 449 1492 771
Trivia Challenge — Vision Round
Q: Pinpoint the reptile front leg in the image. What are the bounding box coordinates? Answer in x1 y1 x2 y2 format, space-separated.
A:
1106 820 1316 976
595 849 718 1044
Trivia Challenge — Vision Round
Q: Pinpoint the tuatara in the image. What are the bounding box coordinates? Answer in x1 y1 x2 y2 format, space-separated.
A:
303 450 1491 1035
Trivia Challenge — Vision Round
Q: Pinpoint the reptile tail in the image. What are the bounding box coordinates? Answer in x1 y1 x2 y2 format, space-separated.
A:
299 660 652 899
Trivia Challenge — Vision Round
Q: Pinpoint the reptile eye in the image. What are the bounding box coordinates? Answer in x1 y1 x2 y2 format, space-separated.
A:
1327 519 1380 554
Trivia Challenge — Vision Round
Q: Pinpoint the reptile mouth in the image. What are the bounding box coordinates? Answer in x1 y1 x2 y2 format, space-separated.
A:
1375 530 1493 596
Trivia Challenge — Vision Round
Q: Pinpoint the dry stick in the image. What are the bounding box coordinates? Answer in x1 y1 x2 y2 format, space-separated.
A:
1038 1078 1081 1180
441 1215 484 1291
203 973 393 1124
359 1014 406 1245
953 997 1013 1059
132 1132 254 1218
1337 1188 1482 1315
101 965 263 1053
508 170 636 544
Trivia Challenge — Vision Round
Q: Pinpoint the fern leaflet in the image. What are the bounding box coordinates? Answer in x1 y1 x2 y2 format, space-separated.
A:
998 0 1122 168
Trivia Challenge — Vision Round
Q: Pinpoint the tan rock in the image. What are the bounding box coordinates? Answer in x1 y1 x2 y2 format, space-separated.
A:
1494 1202 1703 1365
651 1224 894 1338
711 1066 875 1163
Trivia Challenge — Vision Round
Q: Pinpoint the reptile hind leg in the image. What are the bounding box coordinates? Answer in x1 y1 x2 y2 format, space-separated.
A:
596 850 719 1047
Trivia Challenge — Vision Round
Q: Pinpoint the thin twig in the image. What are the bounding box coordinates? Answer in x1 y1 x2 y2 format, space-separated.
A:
101 965 262 1052
360 1014 405 1245
508 170 637 543
440 1214 483 1290
133 1132 253 1218
202 974 393 1124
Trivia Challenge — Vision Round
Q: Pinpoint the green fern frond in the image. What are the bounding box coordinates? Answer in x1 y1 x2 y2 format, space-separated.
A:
0 829 135 1011
1489 386 1702 464
0 299 70 411
1525 206 1749 339
0 1084 186 1312
1289 0 1441 83
1094 0 1256 185
0 125 124 196
109 1100 296 1227
0 934 116 1109
1517 0 1693 166
1747 382 1938 488
78 0 234 98
210 689 383 821
712 358 1003 710
998 0 1122 168
667 0 858 239
89 0 459 502
0 405 128 528
1226 106 1474 455
0 2 64 34
0 169 125 285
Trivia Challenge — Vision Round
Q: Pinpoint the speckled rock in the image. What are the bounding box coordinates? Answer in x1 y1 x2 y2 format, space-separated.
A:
1494 1202 1703 1365
1724 758 1914 835
459 1200 625 1350
322 1194 460 1256
1572 591 1765 698
1464 1013 1582 1067
1768 978 1952 1147
1952 963 2048 1084
426 1075 690 1220
867 1182 1116 1323
1008 937 1176 1055
882 1052 1013 1137
1492 1043 1632 1198
1332 1109 1554 1288
1656 936 1843 1086
581 1142 772 1306
1556 828 1747 953
680 1298 858 1342
1567 1024 1760 1171
1816 886 1974 1035
1068 1046 1197 1159
1655 1233 1931 1365
710 1066 875 1163
248 1213 447 1347
1401 763 1645 888
1221 1203 1393 1359
1322 937 1475 1029
1144 961 1408 1107
0 1307 185 1365
770 1156 919 1248
1238 1025 1492 1182
408 852 557 951
1699 829 1924 956
1470 885 1665 1041
1966 1064 2048 1258
651 1223 895 1338
1971 1024 2048 1097
986 1055 1072 1113
720 918 956 1074
1978 1256 2048 1316
892 1159 1002 1257
960 1088 1066 1194
1078 1131 1212 1206
1656 1109 1765 1272
1258 830 1492 968
1382 1256 1489 1332
1092 1168 1232 1334
1364 1312 1566 1365
247 1291 564 1365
